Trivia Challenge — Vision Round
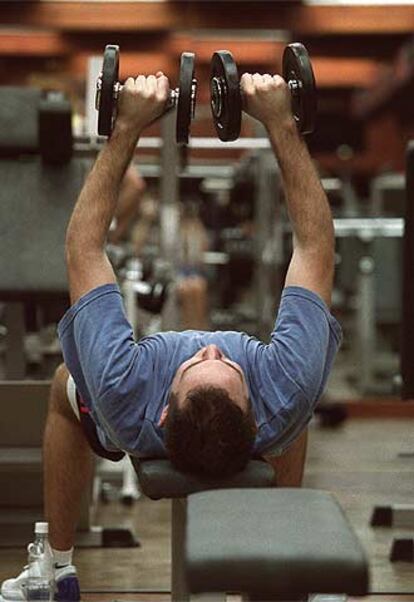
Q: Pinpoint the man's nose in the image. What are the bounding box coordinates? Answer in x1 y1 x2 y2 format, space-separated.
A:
203 345 223 360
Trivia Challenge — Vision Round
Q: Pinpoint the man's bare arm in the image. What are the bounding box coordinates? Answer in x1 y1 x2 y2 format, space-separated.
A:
65 74 169 305
66 127 139 304
268 122 334 306
242 73 334 306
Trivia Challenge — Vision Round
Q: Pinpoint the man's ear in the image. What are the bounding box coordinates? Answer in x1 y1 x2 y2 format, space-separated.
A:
158 404 169 427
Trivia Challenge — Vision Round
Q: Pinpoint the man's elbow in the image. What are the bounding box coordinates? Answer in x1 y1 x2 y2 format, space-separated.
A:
65 227 102 264
295 228 335 261
65 227 85 268
316 239 335 277
65 229 77 265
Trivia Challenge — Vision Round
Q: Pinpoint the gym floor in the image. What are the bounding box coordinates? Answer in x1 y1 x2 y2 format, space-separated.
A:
1 416 414 601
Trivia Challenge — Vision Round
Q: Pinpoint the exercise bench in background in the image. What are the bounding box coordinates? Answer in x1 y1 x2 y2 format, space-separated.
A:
0 86 138 549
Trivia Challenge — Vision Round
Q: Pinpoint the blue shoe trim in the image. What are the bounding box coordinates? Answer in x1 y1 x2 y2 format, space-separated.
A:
55 576 80 602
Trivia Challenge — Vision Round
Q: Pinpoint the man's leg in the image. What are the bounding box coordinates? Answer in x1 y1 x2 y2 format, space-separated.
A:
43 363 95 550
263 429 308 487
176 278 195 330
191 276 209 330
177 276 209 330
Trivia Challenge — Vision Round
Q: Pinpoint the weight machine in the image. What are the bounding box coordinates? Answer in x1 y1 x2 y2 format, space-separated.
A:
369 141 414 562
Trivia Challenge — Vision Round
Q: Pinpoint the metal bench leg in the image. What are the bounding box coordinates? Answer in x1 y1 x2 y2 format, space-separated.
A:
171 498 189 602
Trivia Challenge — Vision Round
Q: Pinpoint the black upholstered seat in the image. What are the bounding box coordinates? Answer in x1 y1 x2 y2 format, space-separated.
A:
185 488 369 600
131 458 274 499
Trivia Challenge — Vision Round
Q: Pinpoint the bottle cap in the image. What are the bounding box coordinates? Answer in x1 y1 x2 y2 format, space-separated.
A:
34 522 49 535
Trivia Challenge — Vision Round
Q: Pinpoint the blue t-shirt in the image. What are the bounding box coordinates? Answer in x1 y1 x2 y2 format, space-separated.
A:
58 283 342 458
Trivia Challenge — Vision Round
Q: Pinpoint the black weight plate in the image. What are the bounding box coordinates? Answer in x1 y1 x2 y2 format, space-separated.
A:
98 45 119 136
210 51 241 142
176 52 196 145
282 43 316 135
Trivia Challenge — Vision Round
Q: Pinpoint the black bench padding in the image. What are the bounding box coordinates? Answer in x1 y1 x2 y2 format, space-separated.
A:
0 157 89 295
185 488 369 599
132 458 274 499
0 87 41 153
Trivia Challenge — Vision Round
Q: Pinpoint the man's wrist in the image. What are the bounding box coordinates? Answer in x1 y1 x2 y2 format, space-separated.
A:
105 121 143 166
112 119 144 143
266 118 300 146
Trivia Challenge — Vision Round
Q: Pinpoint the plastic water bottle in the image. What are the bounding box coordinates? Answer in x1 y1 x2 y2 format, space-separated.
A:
25 522 56 601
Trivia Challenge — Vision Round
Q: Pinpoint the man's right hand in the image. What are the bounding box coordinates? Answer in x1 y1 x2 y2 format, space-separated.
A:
241 73 295 133
115 72 170 136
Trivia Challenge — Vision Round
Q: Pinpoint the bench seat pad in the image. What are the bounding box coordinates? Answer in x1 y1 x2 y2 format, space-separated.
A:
185 488 369 599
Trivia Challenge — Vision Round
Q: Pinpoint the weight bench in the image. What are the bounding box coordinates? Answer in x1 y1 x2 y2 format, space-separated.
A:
132 458 369 601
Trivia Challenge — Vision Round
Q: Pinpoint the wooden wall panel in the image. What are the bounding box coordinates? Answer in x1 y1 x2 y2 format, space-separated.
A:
174 39 286 67
1 3 414 34
0 31 71 56
67 51 174 79
313 58 381 89
0 3 182 31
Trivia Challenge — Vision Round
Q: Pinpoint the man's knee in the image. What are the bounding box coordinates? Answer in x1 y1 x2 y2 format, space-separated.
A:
263 429 308 487
192 276 207 295
48 363 75 421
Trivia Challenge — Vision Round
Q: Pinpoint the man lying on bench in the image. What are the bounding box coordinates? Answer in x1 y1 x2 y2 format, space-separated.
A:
1 71 341 602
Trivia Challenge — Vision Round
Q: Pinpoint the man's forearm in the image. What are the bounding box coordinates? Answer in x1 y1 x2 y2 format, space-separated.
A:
267 122 334 254
66 124 139 258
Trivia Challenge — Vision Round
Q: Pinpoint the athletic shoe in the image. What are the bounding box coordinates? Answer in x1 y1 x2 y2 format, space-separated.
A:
0 564 80 601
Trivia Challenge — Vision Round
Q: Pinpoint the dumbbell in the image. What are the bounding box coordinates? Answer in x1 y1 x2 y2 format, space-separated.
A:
95 45 197 144
210 43 316 142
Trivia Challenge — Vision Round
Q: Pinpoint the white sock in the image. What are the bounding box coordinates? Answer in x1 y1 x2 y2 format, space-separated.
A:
52 547 73 568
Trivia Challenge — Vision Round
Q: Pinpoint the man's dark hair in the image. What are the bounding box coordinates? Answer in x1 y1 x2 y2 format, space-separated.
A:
165 386 256 478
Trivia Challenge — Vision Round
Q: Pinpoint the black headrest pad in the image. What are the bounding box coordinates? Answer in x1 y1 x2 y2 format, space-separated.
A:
131 458 274 499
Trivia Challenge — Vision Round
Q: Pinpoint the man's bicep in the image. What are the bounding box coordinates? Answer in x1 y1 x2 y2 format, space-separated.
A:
284 247 333 307
66 288 139 403
265 289 341 404
63 293 152 452
67 252 117 305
